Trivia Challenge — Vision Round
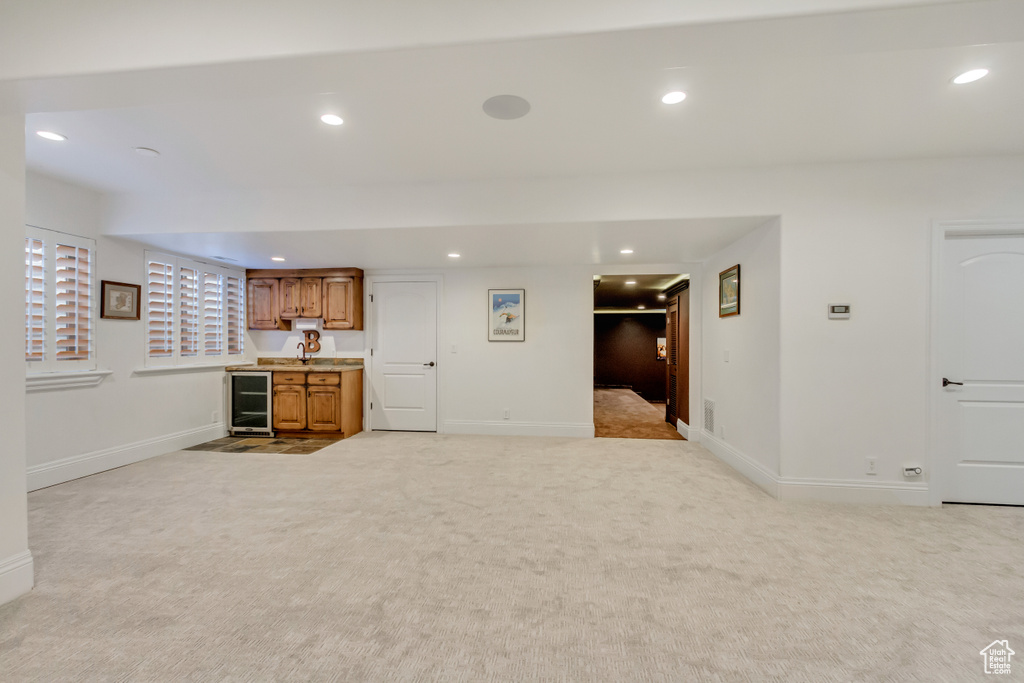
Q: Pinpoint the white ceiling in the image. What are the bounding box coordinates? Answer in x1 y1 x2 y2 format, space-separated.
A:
15 0 1024 268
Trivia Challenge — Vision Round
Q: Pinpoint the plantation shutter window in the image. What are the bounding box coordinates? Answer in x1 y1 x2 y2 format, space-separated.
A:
54 242 92 361
147 260 174 358
225 275 244 356
25 238 45 362
25 226 95 373
144 251 245 367
179 265 200 357
203 272 223 356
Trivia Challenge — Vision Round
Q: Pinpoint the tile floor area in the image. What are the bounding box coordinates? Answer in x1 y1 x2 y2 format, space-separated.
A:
185 436 342 455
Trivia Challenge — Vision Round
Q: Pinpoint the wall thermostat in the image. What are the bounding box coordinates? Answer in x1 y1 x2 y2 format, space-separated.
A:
828 304 851 320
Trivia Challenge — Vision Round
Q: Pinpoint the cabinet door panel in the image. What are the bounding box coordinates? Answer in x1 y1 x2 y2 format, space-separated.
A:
300 278 322 318
322 277 352 329
307 386 342 431
280 277 301 319
247 279 281 330
273 385 307 430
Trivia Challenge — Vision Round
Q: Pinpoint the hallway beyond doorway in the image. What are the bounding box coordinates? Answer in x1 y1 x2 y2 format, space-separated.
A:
594 388 685 440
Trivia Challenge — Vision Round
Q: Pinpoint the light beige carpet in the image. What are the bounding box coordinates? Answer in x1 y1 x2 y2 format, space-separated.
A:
1 432 1022 682
594 388 685 440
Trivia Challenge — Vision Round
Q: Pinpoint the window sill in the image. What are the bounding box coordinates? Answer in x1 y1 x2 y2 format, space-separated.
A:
26 369 113 393
133 361 254 376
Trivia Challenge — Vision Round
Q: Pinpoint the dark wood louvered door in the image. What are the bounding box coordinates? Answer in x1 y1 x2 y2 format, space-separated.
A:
666 300 679 425
665 285 690 430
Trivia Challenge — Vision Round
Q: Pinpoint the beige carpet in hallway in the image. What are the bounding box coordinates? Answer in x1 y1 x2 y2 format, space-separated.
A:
1 432 1022 682
594 387 685 440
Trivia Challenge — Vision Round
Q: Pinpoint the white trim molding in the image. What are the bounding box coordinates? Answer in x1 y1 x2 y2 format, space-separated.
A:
0 550 34 606
777 477 930 506
26 369 112 392
133 362 249 376
701 430 930 506
443 420 594 438
700 431 779 497
676 419 694 441
27 423 227 491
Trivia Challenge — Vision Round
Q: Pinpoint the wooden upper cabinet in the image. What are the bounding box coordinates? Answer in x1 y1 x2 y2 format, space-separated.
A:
299 277 322 318
279 277 301 319
323 276 364 330
247 278 283 330
246 268 363 331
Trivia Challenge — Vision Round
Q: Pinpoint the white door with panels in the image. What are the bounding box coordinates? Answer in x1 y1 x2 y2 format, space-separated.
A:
936 232 1024 505
370 281 438 431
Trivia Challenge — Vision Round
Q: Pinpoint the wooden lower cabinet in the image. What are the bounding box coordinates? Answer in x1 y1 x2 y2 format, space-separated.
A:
307 385 341 431
273 384 307 430
272 370 362 437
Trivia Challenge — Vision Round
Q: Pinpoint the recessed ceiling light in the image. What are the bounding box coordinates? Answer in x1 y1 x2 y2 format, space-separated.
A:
625 280 636 285
620 249 634 254
36 131 67 141
661 91 687 105
320 114 344 126
657 294 666 300
134 147 160 157
638 305 646 310
482 95 531 120
448 253 461 258
953 69 989 85
271 257 286 262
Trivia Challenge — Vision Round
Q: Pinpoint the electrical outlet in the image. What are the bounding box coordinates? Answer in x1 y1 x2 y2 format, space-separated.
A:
503 408 510 420
865 457 877 475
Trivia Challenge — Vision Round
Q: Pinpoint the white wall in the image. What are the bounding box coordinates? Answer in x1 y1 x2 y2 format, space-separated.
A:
440 266 595 436
0 115 33 605
24 173 231 490
248 329 365 359
699 219 781 491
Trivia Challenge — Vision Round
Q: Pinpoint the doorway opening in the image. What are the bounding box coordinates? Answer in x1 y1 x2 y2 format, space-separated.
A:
593 274 689 440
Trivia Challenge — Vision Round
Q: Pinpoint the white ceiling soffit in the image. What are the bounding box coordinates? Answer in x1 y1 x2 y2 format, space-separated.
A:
119 217 770 270
21 1 1024 194
0 0 974 82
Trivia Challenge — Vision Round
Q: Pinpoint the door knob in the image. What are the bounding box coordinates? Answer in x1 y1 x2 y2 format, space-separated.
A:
424 361 435 367
942 377 963 387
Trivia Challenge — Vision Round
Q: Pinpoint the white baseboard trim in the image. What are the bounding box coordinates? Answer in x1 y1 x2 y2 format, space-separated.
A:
777 477 930 506
27 423 227 491
700 431 779 497
0 550 34 606
700 430 930 506
676 420 694 441
443 420 594 438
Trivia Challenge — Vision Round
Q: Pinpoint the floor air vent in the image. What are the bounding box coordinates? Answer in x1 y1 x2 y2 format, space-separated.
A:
703 398 715 434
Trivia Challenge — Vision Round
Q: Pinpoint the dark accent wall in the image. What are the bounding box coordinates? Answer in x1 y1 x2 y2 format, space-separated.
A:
594 313 667 402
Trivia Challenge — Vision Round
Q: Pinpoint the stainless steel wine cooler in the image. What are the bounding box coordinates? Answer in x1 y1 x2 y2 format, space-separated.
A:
228 372 274 437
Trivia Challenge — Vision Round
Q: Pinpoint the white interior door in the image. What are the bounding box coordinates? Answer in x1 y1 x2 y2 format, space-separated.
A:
937 232 1024 504
370 281 438 431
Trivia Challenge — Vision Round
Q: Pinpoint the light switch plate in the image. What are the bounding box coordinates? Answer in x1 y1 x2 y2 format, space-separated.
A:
828 304 851 320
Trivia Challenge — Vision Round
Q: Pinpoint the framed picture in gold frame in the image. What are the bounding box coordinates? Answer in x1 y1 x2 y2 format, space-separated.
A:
719 265 740 318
